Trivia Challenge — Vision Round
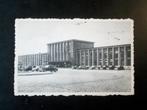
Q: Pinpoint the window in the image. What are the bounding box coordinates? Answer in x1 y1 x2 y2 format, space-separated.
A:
120 47 124 66
108 48 113 65
114 47 118 65
126 46 131 66
98 49 102 65
103 48 108 65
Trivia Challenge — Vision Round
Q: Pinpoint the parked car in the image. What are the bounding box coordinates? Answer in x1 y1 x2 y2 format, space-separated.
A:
117 66 124 70
85 66 90 70
78 66 83 69
42 65 58 72
108 65 115 70
78 66 89 70
89 66 96 70
32 66 40 72
114 65 124 70
97 65 102 70
72 66 78 69
24 65 32 71
102 65 107 70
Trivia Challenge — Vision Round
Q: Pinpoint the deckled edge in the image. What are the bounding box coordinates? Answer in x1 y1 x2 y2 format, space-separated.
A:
14 18 134 96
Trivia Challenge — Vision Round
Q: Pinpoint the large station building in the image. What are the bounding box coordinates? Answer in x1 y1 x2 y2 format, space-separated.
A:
47 39 94 66
18 39 131 69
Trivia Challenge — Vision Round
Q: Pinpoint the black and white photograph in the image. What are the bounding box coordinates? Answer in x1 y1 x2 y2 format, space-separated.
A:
14 19 134 96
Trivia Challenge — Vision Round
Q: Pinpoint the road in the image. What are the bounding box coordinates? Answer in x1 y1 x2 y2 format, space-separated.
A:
15 69 133 95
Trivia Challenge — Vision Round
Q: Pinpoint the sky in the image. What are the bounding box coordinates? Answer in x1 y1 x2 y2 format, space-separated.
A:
15 19 133 55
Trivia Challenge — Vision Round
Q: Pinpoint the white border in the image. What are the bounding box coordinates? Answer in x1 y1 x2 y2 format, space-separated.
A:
14 18 134 96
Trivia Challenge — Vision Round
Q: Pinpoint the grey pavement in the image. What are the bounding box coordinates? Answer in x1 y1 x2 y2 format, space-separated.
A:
16 69 133 93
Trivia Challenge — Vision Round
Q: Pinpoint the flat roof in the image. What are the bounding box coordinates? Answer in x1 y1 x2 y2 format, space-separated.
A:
77 44 131 50
47 39 94 45
18 52 49 57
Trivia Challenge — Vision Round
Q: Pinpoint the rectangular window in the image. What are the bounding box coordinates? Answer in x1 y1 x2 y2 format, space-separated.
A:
89 50 92 66
103 48 107 65
98 49 102 65
120 47 124 66
94 49 97 65
108 48 112 65
114 47 118 65
126 46 131 66
85 50 88 66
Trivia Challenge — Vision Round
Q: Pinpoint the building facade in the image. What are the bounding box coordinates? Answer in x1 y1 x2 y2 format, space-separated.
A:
18 39 131 69
76 44 131 68
47 39 94 67
18 53 49 68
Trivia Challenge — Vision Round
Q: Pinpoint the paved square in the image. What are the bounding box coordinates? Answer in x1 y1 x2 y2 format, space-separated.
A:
16 69 133 94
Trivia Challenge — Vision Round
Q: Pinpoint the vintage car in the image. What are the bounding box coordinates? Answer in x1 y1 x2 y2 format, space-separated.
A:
108 65 115 70
42 65 58 72
72 65 78 69
102 65 107 70
24 65 32 71
89 66 96 70
32 66 40 72
78 66 89 70
114 65 124 70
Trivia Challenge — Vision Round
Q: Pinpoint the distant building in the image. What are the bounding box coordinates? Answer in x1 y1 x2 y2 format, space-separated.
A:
18 53 49 67
18 39 131 69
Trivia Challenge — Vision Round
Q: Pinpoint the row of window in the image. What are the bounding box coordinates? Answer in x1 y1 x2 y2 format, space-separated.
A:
77 46 131 66
48 42 71 62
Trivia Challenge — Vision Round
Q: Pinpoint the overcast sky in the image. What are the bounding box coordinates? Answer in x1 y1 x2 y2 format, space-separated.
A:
15 19 133 55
